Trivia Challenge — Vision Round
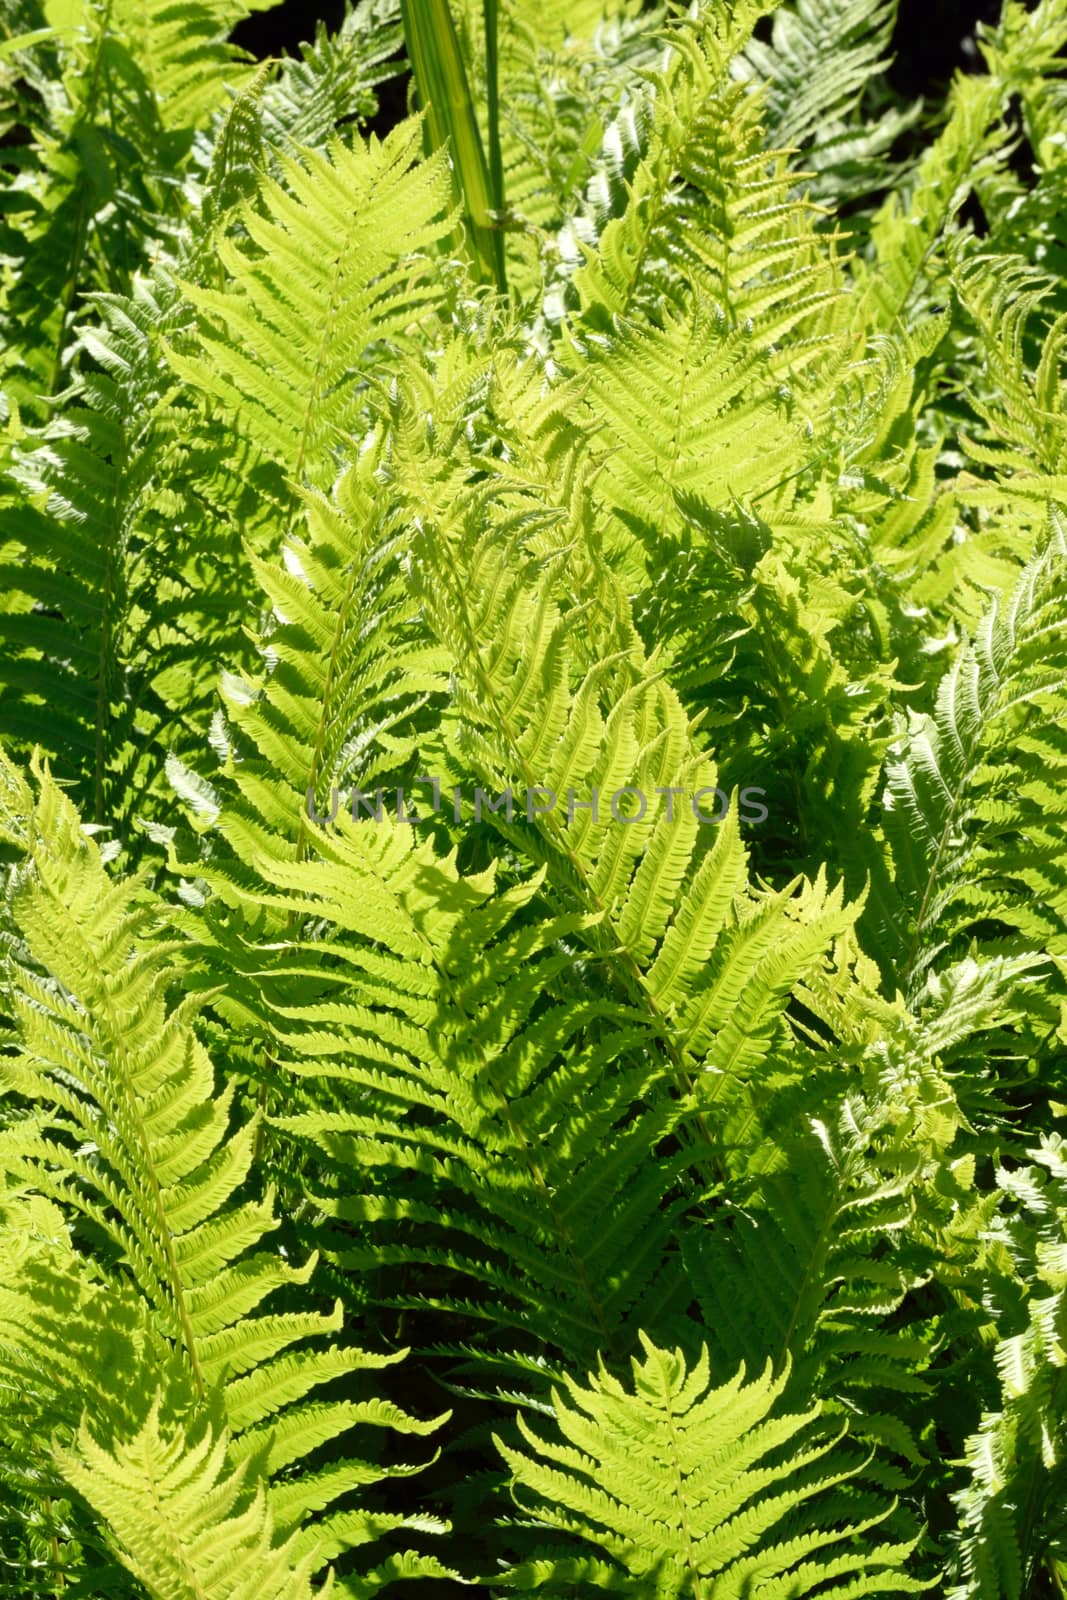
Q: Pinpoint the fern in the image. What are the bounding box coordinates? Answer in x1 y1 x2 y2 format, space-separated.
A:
494 1333 927 1597
735 0 919 214
215 804 696 1369
259 0 407 152
680 1096 932 1469
0 0 275 407
2 0 1067 1591
947 1139 1067 1599
0 58 277 835
58 1400 329 1600
880 529 1067 988
166 116 454 507
566 7 837 334
0 748 451 1593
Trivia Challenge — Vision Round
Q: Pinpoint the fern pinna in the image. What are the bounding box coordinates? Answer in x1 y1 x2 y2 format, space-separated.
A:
0 0 1066 1596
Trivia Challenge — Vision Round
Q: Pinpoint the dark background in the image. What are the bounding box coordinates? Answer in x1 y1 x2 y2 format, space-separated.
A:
232 0 1005 104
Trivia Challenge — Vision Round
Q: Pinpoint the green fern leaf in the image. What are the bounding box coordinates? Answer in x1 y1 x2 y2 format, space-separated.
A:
495 1332 928 1597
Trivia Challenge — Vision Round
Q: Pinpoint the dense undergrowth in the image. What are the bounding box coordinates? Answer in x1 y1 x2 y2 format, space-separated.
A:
0 0 1065 1595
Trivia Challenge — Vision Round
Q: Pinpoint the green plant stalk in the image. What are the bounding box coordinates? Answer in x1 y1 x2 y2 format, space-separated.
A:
482 0 505 225
399 0 507 293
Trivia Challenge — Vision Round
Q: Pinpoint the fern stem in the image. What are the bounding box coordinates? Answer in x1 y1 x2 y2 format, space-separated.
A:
399 0 507 293
42 1497 64 1596
482 0 504 227
661 1396 707 1600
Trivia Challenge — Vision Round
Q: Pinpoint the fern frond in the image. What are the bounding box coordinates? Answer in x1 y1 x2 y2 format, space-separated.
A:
947 1137 1067 1599
0 279 196 827
108 0 279 134
857 0 1067 335
880 529 1067 988
680 1095 932 1478
952 250 1067 483
400 440 861 1123
161 448 451 1044
568 295 847 587
0 1191 159 1598
0 65 280 838
167 116 453 514
259 0 406 153
734 0 918 212
56 1398 328 1600
495 1332 927 1597
0 0 272 404
568 7 839 335
0 1195 453 1591
0 746 449 1578
230 807 695 1370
